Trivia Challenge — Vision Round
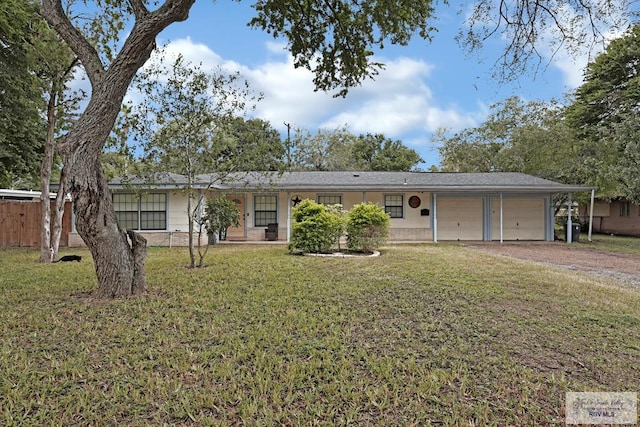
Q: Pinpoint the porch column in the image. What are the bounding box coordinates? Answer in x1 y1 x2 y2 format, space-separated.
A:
499 193 504 244
433 193 438 243
286 191 291 243
567 193 573 244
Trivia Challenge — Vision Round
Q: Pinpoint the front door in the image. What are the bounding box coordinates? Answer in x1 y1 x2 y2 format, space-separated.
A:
224 195 246 240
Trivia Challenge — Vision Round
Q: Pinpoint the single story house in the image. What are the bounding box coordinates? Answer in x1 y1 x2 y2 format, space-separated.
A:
62 171 593 247
579 197 640 237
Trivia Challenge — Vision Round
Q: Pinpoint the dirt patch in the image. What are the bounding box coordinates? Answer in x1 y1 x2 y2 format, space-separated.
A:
466 242 640 290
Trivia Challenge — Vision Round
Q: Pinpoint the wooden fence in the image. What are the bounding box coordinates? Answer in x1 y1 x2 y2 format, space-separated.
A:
0 200 72 248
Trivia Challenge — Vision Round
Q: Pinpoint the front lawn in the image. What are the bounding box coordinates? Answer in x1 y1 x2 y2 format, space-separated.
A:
1 245 638 425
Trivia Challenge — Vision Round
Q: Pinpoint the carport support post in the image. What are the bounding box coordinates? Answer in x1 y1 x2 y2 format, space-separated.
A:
286 191 291 243
499 192 504 244
433 193 438 243
567 193 573 244
588 188 595 242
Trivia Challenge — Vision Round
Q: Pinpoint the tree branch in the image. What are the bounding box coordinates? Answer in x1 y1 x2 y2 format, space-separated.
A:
40 0 105 87
109 0 195 79
128 0 149 20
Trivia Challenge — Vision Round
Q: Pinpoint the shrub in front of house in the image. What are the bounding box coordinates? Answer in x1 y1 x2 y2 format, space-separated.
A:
289 199 344 253
204 195 241 241
346 202 390 253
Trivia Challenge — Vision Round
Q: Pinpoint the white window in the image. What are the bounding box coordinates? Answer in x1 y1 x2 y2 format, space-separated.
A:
317 194 342 205
384 194 404 218
254 195 277 227
113 193 167 230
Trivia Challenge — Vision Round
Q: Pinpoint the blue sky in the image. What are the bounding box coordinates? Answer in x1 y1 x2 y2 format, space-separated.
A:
135 1 611 168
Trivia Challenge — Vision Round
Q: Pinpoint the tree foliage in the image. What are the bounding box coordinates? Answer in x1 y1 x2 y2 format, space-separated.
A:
566 24 640 202
439 24 640 203
291 126 356 171
250 0 439 97
435 96 594 209
0 0 46 188
214 117 286 171
291 127 423 171
437 97 578 179
352 133 423 171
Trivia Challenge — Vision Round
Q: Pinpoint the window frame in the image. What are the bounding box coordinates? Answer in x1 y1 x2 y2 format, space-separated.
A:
620 201 630 217
316 194 343 206
254 194 278 227
113 192 167 231
384 194 404 219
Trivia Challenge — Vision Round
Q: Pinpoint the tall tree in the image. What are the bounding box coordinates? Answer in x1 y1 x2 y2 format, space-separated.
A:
437 97 580 182
39 0 634 298
566 24 640 201
30 12 85 263
608 116 640 202
0 0 46 189
291 126 356 171
130 53 256 268
214 117 286 171
40 0 195 297
352 133 423 171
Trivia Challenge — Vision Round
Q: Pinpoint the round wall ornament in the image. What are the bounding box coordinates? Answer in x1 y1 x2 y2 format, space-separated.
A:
408 195 421 208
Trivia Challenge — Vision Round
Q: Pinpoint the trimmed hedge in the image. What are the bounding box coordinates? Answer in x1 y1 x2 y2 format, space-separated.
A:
346 202 390 253
289 199 344 253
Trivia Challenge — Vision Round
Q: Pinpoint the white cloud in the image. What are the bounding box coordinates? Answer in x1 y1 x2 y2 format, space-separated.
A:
63 31 494 168
136 37 482 155
247 51 480 139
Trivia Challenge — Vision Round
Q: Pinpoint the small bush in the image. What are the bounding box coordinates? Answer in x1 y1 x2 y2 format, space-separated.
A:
346 202 390 253
290 199 344 253
204 195 241 240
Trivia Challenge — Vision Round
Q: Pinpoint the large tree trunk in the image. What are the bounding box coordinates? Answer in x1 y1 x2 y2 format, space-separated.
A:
41 0 196 297
58 71 150 297
64 137 146 298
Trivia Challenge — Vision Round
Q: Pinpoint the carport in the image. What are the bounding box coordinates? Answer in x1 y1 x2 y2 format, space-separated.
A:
431 178 594 243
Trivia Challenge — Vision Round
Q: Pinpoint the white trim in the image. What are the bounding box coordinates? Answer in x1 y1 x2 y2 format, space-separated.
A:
432 193 438 243
499 193 504 244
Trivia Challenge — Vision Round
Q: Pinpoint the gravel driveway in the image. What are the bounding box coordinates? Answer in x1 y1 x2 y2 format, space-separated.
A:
466 242 640 290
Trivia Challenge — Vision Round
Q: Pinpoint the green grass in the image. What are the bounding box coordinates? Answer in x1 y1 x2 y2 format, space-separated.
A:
579 233 640 255
1 245 639 425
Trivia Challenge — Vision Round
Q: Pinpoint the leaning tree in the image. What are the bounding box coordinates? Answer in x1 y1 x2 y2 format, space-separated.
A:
40 0 635 298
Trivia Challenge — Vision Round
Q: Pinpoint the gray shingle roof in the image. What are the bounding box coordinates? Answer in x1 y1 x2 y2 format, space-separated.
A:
109 171 592 193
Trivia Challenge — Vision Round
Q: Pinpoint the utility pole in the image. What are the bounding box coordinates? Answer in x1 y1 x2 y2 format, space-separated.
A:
284 122 291 171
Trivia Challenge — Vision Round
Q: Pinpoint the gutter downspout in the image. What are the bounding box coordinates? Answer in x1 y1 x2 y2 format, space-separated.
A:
588 188 595 242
